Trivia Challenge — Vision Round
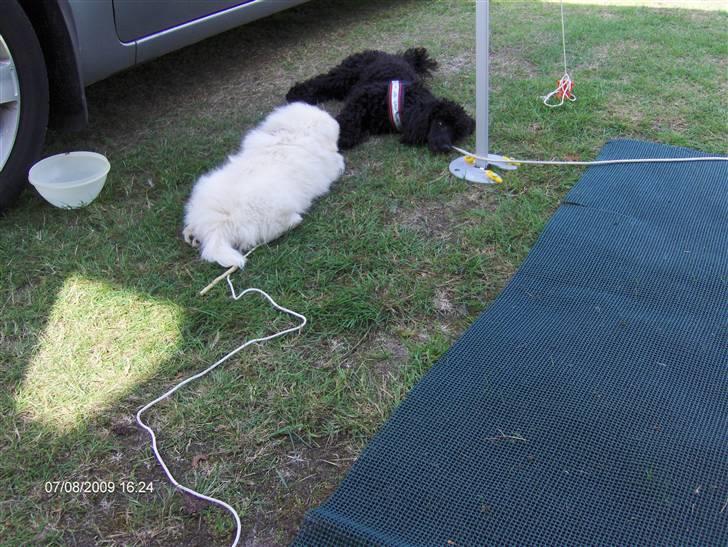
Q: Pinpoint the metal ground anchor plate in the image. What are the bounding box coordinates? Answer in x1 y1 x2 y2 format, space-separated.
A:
449 154 517 184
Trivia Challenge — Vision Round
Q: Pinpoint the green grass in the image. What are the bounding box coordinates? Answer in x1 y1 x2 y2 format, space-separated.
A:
1 0 726 543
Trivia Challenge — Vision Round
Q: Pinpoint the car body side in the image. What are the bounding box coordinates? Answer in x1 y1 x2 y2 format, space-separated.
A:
18 0 309 131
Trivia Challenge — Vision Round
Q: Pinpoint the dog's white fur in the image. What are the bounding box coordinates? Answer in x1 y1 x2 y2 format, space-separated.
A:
183 102 345 268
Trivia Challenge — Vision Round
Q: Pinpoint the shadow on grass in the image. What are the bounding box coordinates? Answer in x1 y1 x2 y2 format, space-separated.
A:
3 0 724 543
1 0 415 544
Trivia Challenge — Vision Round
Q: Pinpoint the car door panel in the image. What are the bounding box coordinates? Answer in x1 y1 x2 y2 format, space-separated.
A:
113 1 250 43
133 0 308 65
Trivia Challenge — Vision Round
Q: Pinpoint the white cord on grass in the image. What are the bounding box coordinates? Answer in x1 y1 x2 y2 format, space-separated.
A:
542 73 575 108
543 0 576 108
136 270 307 547
451 145 728 167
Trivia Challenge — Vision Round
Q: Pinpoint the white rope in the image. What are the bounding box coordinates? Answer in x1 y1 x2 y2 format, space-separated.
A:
543 0 576 108
136 266 306 547
452 145 728 167
560 0 568 77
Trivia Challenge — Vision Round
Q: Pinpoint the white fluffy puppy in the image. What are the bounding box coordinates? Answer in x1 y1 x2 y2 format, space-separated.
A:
183 102 345 268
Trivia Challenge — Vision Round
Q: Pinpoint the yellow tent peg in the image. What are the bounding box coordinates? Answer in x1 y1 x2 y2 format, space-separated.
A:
485 170 503 183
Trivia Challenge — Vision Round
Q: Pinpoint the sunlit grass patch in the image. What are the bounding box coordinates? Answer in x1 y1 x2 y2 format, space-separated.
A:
0 0 725 543
15 276 182 432
543 0 726 10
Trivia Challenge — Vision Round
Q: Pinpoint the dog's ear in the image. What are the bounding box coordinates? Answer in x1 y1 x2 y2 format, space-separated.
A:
434 99 475 140
460 109 476 139
458 108 476 138
400 101 435 147
424 99 475 153
402 47 438 77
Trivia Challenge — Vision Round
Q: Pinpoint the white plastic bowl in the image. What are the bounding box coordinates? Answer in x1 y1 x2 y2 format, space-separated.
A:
29 151 110 208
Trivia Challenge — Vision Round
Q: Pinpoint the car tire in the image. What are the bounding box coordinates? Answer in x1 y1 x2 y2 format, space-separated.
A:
0 1 49 212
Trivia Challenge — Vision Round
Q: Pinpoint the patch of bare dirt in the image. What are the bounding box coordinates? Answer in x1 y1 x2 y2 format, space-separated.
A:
396 186 498 239
433 287 468 320
440 52 472 75
238 441 358 546
59 414 358 546
441 45 538 80
366 333 410 378
491 46 540 79
581 40 642 71
651 116 689 132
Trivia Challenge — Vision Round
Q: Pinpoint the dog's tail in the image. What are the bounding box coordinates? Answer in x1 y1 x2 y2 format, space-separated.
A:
402 47 438 76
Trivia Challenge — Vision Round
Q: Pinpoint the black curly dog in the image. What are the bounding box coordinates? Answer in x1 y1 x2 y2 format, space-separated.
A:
286 48 474 153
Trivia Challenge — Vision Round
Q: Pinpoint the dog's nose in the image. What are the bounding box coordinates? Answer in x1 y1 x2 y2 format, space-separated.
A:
429 141 452 153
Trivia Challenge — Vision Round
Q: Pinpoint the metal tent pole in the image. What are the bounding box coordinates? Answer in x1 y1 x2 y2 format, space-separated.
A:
449 0 516 183
475 0 489 167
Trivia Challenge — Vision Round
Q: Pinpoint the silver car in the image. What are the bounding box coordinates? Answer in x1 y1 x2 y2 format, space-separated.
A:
0 0 308 210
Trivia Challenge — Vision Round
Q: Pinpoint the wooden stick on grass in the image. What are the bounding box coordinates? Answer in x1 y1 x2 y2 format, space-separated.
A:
199 265 238 296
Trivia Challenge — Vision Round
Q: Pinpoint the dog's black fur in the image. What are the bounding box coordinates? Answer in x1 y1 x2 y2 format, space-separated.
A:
286 48 474 153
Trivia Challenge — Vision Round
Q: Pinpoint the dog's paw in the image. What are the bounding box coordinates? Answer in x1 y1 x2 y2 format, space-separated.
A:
182 226 200 247
336 157 346 177
201 242 247 269
289 213 303 228
217 253 247 270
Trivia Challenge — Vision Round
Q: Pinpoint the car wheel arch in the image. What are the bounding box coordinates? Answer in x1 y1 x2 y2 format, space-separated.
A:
18 0 87 131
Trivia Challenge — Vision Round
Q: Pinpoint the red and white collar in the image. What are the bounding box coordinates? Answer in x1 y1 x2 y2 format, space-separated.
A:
387 80 406 131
